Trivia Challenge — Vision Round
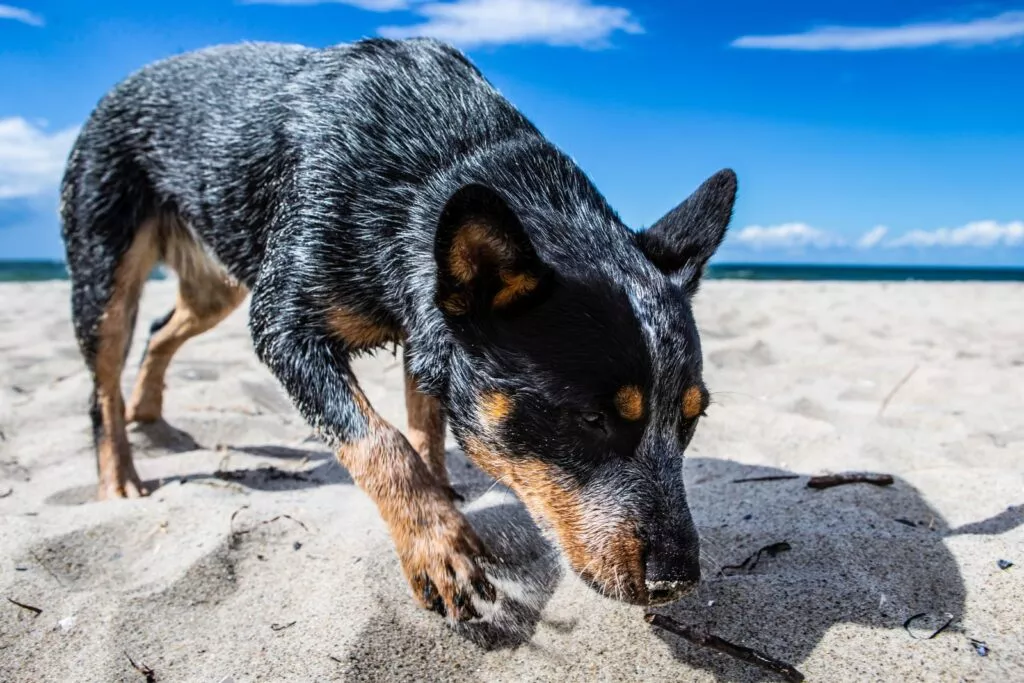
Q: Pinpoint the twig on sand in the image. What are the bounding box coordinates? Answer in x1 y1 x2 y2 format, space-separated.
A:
807 473 894 490
328 655 344 664
229 505 311 542
878 364 919 417
732 475 801 484
124 651 156 682
0 487 12 498
719 542 792 576
229 505 251 536
903 612 955 640
271 621 297 631
6 597 42 616
645 613 804 682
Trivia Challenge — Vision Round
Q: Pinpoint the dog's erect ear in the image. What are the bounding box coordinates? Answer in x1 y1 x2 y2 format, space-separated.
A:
635 169 737 295
434 184 549 319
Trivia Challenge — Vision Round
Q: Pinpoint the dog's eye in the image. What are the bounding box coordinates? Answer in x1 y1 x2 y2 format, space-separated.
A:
578 411 607 432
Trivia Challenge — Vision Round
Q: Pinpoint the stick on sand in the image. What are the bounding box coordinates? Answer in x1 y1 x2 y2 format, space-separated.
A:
645 613 804 682
807 473 894 490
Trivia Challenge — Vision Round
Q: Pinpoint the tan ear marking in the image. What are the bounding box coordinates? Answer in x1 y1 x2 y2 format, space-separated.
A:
614 385 645 421
449 222 514 284
682 385 704 420
492 270 539 308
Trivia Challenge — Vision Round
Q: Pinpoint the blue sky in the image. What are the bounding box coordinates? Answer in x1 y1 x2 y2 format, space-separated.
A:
1 1 1022 265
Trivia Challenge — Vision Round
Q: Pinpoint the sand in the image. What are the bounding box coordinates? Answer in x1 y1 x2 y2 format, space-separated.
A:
1 279 1022 682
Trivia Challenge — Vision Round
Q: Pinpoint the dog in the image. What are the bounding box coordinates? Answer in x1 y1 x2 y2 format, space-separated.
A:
60 38 736 622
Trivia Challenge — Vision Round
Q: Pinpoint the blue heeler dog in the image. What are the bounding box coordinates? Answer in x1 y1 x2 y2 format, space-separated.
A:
60 38 737 622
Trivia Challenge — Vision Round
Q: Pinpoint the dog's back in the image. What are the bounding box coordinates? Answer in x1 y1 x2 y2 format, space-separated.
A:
62 39 538 286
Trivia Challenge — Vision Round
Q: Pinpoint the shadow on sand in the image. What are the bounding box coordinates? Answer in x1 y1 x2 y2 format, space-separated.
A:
41 422 1022 681
343 453 1021 681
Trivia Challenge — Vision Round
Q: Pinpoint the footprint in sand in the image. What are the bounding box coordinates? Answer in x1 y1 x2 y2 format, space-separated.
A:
707 340 776 370
789 397 831 423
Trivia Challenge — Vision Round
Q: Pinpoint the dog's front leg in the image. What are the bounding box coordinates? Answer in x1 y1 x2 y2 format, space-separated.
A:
248 249 494 622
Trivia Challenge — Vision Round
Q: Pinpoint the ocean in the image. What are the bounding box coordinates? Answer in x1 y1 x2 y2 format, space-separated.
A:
2 260 1023 283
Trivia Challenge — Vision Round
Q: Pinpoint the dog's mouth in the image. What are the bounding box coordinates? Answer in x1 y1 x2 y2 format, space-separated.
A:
645 579 698 606
574 571 696 606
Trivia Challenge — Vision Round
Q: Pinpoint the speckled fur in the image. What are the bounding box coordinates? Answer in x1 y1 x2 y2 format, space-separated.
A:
60 38 736 615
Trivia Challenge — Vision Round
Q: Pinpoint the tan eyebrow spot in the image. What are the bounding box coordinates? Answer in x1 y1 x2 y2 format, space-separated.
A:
682 386 704 420
480 391 513 425
614 385 645 421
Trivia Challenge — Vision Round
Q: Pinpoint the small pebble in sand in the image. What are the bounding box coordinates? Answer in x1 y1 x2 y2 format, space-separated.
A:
997 559 1013 570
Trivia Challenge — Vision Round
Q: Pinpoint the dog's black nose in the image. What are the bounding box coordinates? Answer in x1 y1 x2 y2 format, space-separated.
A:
644 529 701 606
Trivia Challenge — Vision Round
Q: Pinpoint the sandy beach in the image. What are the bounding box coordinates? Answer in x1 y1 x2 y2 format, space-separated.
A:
1 279 1021 682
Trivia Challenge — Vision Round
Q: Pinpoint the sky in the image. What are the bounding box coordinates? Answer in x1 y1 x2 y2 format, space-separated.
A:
1 1 1023 266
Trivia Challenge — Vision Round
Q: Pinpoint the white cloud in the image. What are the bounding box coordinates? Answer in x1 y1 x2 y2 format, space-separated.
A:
240 0 409 9
379 0 642 48
857 225 888 249
0 4 44 26
731 11 1024 51
0 118 80 201
729 220 1024 252
734 222 842 249
886 221 1024 248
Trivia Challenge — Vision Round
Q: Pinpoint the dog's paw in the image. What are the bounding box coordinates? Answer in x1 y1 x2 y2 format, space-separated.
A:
97 477 149 500
395 498 496 621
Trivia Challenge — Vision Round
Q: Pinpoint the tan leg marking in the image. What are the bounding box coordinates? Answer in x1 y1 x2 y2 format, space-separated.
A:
95 221 160 500
127 283 247 423
337 398 492 620
127 227 248 423
404 370 448 486
326 307 402 351
479 391 513 426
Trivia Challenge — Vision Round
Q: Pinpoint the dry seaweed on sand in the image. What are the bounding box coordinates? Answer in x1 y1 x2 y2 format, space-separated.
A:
229 505 310 542
719 542 792 576
215 465 315 484
6 597 42 616
124 652 156 682
903 612 955 640
645 613 804 682
807 473 894 490
969 638 989 656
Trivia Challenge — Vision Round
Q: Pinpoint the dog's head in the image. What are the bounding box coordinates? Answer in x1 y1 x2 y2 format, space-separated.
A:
434 169 736 606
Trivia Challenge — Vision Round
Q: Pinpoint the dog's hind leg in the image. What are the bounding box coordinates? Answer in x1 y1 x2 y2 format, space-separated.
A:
404 369 460 501
127 228 248 423
68 219 160 499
